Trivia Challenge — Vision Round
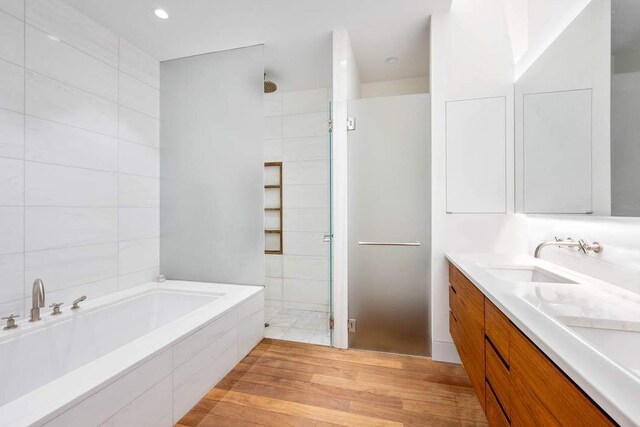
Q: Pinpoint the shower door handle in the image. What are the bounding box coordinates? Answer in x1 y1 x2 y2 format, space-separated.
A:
358 241 420 247
323 234 333 243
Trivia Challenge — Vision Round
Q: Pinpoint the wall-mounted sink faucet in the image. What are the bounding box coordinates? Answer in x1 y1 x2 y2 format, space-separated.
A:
30 279 46 322
534 237 603 258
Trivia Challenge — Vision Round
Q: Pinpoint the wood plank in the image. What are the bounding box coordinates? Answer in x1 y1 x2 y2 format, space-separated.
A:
181 339 486 426
485 298 511 363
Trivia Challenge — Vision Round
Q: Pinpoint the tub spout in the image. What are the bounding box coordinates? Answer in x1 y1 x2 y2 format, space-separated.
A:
30 279 45 322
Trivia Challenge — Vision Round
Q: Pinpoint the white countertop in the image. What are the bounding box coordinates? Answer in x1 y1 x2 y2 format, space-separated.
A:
446 253 640 427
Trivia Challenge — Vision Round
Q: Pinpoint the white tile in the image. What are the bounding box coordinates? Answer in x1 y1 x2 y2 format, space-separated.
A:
264 325 286 339
174 309 237 367
280 327 318 344
265 277 282 300
25 71 118 136
119 38 159 89
282 136 328 161
265 254 282 277
173 330 237 421
282 89 328 115
283 255 329 280
283 278 330 305
283 112 327 138
25 116 117 171
103 376 173 427
0 10 24 65
282 300 330 312
284 232 329 256
24 242 117 292
283 208 328 232
0 207 23 254
46 349 172 427
119 208 159 241
283 160 329 185
119 140 159 178
25 162 117 207
118 266 158 290
119 72 159 118
25 26 117 101
0 0 24 19
0 108 23 159
264 139 282 161
119 237 159 274
238 309 264 358
0 157 23 206
118 174 159 207
283 184 329 208
0 59 24 112
264 116 282 140
25 0 118 67
264 93 282 117
119 105 159 147
0 298 23 318
0 252 23 303
25 207 117 251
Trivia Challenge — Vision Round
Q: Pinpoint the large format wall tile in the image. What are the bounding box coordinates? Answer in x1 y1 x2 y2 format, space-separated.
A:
25 26 117 101
283 184 328 208
119 38 160 89
119 208 160 241
282 112 327 138
119 174 159 207
25 116 118 171
118 237 159 274
282 89 328 115
25 0 118 67
0 0 24 19
283 208 328 232
0 157 23 206
25 161 117 207
0 59 24 112
0 207 23 255
24 242 118 293
0 252 23 304
25 207 117 251
119 106 159 147
0 10 24 65
283 231 329 257
25 71 118 136
283 255 329 281
119 140 159 178
119 72 159 118
282 160 329 185
0 108 24 159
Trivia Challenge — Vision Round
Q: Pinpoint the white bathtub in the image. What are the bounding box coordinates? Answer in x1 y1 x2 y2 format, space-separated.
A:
0 280 264 426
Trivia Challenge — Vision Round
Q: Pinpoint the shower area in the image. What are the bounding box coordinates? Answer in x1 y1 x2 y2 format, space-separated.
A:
262 84 333 346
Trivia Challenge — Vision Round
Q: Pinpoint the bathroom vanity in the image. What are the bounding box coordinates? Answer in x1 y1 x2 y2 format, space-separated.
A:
448 254 640 426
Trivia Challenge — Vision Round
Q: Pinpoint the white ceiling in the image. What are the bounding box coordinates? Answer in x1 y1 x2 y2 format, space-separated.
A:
612 0 640 53
64 0 451 92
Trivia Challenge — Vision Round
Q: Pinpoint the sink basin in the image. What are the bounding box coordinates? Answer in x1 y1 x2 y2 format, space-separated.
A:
480 265 577 284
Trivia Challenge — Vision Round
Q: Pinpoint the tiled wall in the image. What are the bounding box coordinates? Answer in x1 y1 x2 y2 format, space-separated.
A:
263 88 331 312
0 0 160 316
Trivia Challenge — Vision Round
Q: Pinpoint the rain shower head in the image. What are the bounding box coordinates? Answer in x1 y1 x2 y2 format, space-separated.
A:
264 73 277 93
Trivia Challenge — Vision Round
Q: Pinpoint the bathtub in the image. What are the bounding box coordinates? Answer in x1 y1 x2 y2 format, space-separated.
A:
0 280 264 426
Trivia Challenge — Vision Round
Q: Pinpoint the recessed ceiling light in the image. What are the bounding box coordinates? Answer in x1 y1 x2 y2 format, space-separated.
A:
385 56 399 65
154 8 169 19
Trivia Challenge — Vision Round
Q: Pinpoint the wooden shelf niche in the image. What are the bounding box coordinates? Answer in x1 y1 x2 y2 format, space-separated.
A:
264 162 283 254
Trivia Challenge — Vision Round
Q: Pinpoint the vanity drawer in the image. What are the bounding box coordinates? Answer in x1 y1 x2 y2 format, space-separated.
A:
486 382 510 427
449 285 458 316
485 299 510 364
486 339 511 419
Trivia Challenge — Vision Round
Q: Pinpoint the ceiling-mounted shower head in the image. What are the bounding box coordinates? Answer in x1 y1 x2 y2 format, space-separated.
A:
264 73 277 93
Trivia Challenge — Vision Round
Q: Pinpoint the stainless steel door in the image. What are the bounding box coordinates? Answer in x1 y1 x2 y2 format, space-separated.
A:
347 94 431 356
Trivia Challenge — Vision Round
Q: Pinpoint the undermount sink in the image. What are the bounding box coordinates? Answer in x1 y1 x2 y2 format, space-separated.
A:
480 265 577 284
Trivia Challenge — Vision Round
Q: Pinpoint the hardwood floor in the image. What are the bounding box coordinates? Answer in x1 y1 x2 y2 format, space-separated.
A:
177 339 487 426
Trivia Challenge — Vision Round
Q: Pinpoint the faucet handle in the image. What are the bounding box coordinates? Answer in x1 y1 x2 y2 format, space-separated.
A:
49 302 63 316
2 314 19 330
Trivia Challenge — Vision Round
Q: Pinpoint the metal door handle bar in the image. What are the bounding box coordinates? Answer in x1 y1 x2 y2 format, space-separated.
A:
358 241 420 246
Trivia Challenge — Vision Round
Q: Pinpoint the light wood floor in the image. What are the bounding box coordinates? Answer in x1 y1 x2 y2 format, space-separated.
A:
177 339 487 426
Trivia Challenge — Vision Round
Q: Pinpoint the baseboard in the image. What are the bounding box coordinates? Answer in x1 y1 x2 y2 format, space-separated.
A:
431 340 461 364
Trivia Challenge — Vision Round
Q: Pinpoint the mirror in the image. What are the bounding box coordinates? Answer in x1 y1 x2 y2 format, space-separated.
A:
515 0 639 217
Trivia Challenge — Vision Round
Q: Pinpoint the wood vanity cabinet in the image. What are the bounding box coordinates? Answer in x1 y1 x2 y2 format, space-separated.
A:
448 262 615 427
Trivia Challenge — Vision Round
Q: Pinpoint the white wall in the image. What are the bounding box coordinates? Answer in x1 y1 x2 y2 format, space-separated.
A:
360 76 428 98
332 29 361 349
0 0 160 316
263 88 331 312
430 0 527 362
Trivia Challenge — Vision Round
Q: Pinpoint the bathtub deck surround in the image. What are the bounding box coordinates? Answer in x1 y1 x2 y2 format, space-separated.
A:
447 253 640 425
0 281 264 426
